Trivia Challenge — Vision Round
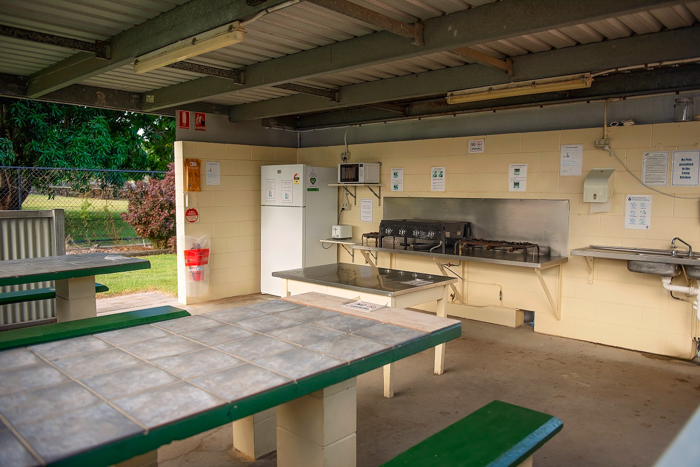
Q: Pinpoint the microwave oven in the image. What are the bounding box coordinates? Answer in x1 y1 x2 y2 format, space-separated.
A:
338 163 380 184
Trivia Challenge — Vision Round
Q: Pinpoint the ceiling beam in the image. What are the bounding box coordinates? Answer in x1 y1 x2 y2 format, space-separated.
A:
0 25 108 58
0 73 228 116
227 26 700 121
305 0 423 44
25 0 293 98
142 0 680 111
294 65 700 129
451 47 513 76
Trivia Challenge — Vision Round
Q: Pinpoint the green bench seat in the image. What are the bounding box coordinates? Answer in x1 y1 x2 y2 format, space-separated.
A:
0 305 190 351
381 400 563 467
0 282 110 305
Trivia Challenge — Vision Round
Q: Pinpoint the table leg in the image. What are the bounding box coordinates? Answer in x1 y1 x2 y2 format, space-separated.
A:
232 408 277 459
55 276 97 322
383 363 394 398
281 278 290 298
277 378 357 467
434 286 448 375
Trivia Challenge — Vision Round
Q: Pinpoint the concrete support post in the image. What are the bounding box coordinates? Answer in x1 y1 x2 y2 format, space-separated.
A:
277 378 357 467
55 276 96 322
232 408 277 459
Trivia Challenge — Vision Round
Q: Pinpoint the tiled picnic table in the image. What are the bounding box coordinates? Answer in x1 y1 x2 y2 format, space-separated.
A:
0 292 461 467
0 253 150 322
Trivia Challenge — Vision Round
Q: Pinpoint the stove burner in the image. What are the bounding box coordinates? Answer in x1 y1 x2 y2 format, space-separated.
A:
454 238 540 260
379 219 470 254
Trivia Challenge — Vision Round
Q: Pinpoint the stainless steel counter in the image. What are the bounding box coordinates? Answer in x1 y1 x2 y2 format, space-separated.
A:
272 263 457 297
571 246 700 266
352 244 568 269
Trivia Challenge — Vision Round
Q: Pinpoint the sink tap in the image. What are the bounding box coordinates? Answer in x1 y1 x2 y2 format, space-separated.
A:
671 237 693 257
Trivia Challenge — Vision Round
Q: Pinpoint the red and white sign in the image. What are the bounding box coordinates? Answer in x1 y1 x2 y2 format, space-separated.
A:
195 112 206 131
185 208 199 223
178 111 190 130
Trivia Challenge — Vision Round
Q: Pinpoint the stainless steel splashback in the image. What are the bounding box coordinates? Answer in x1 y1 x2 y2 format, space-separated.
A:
384 198 569 256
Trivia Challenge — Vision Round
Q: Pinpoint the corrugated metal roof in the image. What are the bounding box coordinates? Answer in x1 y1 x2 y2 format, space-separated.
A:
0 0 699 109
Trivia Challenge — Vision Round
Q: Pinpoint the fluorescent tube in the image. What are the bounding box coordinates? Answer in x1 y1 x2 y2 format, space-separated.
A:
133 22 246 74
446 73 593 104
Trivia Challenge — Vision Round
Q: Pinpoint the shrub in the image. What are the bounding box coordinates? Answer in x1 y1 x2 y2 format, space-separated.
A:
121 163 175 249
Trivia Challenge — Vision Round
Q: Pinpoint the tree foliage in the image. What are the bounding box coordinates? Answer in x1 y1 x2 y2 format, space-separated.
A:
0 98 175 209
0 98 174 170
121 163 177 249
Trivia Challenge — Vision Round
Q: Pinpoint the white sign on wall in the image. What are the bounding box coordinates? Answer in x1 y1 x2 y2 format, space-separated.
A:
642 152 669 186
431 166 445 192
205 161 220 186
560 144 583 176
625 194 652 230
509 164 527 192
390 168 404 192
468 139 485 153
360 198 373 222
672 151 700 186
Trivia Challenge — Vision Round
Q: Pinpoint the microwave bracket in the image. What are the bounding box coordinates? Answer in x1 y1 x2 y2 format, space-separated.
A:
329 183 382 206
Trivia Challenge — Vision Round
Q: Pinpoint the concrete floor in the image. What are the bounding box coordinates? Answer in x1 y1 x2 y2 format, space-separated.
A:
99 293 700 466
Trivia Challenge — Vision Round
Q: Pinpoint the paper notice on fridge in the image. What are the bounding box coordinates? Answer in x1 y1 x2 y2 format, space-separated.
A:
281 180 293 204
431 167 445 191
625 194 652 230
265 179 275 201
509 163 527 192
642 152 669 186
560 144 583 176
360 198 372 222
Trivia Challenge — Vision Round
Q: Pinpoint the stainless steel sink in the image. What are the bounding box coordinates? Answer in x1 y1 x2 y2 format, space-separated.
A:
627 261 681 277
687 265 700 280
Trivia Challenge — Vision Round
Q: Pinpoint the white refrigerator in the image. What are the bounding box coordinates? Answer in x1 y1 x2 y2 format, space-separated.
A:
261 164 337 295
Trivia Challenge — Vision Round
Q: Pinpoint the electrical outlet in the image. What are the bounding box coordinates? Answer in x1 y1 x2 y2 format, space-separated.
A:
595 138 612 149
341 151 351 161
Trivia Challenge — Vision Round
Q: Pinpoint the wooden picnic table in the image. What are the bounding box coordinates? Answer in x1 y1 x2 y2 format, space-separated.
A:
0 292 461 467
0 253 150 323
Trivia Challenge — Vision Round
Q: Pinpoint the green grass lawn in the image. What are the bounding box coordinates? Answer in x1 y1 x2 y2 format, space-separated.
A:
23 194 137 245
96 254 177 297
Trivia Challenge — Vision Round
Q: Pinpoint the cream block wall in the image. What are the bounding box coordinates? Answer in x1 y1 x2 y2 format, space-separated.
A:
300 122 700 359
175 141 296 304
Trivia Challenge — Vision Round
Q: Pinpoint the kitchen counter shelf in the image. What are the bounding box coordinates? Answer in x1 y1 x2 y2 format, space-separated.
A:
352 244 568 320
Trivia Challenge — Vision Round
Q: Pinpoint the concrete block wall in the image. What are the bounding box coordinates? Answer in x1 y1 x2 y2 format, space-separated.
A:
299 122 700 358
175 141 296 304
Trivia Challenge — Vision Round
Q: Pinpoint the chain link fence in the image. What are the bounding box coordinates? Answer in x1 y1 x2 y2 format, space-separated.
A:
0 166 166 250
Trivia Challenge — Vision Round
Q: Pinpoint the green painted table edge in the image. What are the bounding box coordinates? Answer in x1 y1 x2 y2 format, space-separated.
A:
48 322 462 467
0 261 150 287
380 400 563 467
0 306 190 351
0 283 109 305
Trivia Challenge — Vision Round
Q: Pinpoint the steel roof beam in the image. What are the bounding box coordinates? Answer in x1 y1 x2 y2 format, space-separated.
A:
227 26 700 122
305 0 423 44
0 25 108 58
142 0 681 111
294 65 700 129
0 73 228 116
25 0 293 98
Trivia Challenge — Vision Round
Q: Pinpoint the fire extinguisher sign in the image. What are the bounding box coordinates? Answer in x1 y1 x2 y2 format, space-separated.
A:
185 208 199 223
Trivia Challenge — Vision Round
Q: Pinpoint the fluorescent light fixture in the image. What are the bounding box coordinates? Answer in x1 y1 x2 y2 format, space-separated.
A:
133 22 246 74
446 73 593 104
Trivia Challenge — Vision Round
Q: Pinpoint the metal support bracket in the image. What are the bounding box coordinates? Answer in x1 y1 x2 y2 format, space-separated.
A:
584 256 595 284
366 185 382 206
341 185 356 205
534 264 562 321
320 240 354 262
433 257 463 303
